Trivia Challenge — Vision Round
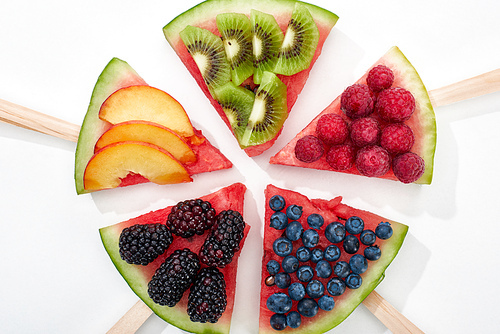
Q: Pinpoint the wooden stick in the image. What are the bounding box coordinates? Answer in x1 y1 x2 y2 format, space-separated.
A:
106 300 153 334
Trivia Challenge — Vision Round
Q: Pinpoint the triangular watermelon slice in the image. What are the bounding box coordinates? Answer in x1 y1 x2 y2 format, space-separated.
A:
163 0 339 157
100 182 250 334
270 46 437 184
74 57 232 194
259 184 408 332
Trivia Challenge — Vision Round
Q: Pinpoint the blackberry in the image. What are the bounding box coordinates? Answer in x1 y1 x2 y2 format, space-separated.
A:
199 210 245 268
147 249 200 307
166 199 217 238
188 267 227 323
119 223 173 266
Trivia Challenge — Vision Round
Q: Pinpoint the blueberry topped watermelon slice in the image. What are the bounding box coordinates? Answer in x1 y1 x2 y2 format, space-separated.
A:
270 46 437 184
100 183 250 333
260 185 408 332
163 0 339 157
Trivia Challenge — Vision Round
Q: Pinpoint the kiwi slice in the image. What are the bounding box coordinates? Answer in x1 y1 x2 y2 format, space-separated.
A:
213 82 255 145
251 9 285 84
273 3 319 76
180 25 231 95
216 13 254 86
240 71 288 148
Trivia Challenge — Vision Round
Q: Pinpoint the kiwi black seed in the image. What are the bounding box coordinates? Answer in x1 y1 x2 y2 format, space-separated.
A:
213 81 255 145
273 3 320 76
240 71 288 147
250 9 284 84
216 13 254 86
180 25 231 95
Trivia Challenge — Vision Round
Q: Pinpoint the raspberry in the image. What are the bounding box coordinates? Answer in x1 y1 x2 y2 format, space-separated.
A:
392 152 425 183
294 135 324 163
375 87 415 122
366 65 394 92
355 145 391 177
340 84 376 119
380 123 415 155
315 113 349 145
350 117 380 147
188 267 227 323
166 199 217 238
325 144 355 171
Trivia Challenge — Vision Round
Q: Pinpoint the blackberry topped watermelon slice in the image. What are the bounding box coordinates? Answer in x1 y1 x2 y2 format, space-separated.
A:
100 183 250 334
260 185 408 332
163 0 338 157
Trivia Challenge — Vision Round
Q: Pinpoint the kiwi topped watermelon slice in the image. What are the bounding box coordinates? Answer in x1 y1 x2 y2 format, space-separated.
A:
163 0 339 157
260 184 408 332
270 46 437 184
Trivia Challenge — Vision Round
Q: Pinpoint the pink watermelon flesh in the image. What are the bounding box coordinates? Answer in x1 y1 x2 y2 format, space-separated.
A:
270 46 437 184
74 58 232 194
163 0 339 157
259 184 408 333
100 183 249 334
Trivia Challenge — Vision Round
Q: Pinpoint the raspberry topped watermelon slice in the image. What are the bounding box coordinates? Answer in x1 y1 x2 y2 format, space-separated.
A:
100 183 250 334
260 185 408 332
163 0 339 157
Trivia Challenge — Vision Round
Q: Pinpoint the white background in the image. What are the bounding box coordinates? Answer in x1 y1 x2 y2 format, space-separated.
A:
1 0 499 333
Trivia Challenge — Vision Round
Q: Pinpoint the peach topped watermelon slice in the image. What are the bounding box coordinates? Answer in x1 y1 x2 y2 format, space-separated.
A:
163 0 339 157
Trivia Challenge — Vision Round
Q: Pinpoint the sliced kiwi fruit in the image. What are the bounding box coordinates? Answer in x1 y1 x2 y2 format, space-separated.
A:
216 13 254 86
251 9 285 85
213 82 255 145
240 71 288 148
179 25 231 95
273 3 319 76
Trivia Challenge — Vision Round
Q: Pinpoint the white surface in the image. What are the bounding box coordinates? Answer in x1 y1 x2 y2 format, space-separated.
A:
1 0 499 333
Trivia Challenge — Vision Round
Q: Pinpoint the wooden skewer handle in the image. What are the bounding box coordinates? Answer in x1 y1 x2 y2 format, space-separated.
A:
106 300 153 334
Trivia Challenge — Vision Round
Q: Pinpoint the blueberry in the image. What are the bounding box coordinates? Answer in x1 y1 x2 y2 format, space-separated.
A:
343 234 360 254
345 216 364 234
302 229 319 248
310 248 323 263
286 204 303 220
327 277 346 296
275 272 291 289
360 229 377 245
270 313 287 330
345 273 363 289
318 295 335 311
297 298 318 318
267 259 280 275
315 260 332 278
349 254 368 274
273 237 293 257
324 245 341 262
325 222 346 243
296 265 314 283
286 311 301 329
270 211 288 230
307 213 324 229
288 282 306 301
285 221 303 241
269 195 286 211
333 261 350 278
282 255 299 273
375 222 393 239
296 246 311 262
267 292 293 314
306 280 325 299
364 245 382 261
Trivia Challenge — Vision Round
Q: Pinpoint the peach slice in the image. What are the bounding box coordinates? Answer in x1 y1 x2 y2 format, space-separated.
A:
94 121 197 164
84 141 192 191
99 85 195 138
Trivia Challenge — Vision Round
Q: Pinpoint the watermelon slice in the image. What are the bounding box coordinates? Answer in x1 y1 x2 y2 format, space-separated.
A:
100 182 250 334
270 46 437 184
259 184 408 332
74 57 232 194
163 0 339 157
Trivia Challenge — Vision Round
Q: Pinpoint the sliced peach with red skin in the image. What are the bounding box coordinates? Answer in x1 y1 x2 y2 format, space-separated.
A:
83 141 192 191
94 121 197 164
99 85 195 138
